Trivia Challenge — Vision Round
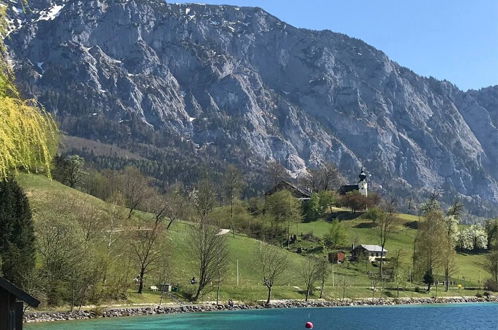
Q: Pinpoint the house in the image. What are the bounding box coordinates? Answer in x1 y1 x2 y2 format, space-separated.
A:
328 251 346 264
0 277 40 330
339 169 368 197
352 244 387 262
265 181 311 200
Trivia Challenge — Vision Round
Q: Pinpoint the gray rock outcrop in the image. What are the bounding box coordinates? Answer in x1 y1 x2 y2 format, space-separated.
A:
5 0 498 215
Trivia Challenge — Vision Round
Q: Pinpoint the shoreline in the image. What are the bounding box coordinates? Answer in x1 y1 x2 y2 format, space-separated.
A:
25 296 498 324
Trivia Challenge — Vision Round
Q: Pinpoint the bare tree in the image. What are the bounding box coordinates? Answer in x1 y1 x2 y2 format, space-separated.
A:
378 199 397 281
266 161 290 187
131 193 168 294
440 237 457 292
188 221 229 301
257 243 288 305
300 257 321 301
302 163 344 193
316 257 330 299
222 165 245 236
391 250 406 297
192 179 218 222
447 199 464 219
164 185 189 230
441 199 462 291
118 167 153 219
339 275 350 300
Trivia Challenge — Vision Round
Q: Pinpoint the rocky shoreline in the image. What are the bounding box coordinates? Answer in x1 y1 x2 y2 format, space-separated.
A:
25 296 498 324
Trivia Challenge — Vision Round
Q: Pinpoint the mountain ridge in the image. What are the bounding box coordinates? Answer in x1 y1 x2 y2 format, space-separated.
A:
5 0 498 216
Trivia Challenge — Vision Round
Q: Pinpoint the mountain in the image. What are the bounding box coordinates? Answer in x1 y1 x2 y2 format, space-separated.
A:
5 0 498 216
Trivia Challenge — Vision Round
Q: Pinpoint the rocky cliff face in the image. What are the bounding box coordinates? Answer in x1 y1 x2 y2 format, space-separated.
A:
5 0 498 215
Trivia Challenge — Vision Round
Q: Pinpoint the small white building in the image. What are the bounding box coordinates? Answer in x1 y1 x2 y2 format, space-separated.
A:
352 244 387 262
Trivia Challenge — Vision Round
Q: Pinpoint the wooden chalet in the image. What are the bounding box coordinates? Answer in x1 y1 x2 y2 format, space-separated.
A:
265 181 311 200
352 244 387 262
0 277 40 330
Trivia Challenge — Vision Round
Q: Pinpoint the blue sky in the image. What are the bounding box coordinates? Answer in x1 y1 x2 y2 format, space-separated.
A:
172 0 498 91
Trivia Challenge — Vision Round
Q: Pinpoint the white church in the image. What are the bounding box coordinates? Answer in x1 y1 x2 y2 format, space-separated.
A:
339 169 368 197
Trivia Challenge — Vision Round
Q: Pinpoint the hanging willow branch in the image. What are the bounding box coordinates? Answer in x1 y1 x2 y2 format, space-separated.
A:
0 1 59 178
0 97 58 178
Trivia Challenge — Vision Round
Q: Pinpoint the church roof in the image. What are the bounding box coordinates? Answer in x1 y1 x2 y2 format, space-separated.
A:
338 184 359 195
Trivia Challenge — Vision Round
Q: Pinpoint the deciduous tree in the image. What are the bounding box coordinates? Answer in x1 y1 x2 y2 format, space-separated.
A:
300 257 321 301
118 167 153 219
0 3 58 179
265 161 290 187
188 221 229 301
323 220 348 250
413 208 447 292
257 243 288 305
265 190 302 243
53 155 85 188
222 165 245 235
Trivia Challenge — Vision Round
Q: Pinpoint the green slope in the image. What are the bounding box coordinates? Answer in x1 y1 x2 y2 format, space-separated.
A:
17 174 493 307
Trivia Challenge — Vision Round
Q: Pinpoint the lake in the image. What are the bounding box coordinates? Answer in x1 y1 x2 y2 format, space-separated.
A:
27 303 498 329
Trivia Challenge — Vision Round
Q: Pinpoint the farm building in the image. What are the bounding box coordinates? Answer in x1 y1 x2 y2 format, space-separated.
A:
352 244 387 262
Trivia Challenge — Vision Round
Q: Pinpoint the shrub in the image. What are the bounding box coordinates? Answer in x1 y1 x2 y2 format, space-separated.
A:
484 279 498 292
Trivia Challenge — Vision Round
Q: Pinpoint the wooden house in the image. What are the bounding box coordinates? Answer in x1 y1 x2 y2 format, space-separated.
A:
328 251 346 264
265 181 311 200
0 277 40 330
352 244 387 262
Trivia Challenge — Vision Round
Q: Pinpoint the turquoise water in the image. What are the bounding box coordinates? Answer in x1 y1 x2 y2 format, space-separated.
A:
27 303 498 330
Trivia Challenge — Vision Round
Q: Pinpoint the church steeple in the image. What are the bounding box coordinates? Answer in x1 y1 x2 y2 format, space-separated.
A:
358 169 368 196
359 169 367 182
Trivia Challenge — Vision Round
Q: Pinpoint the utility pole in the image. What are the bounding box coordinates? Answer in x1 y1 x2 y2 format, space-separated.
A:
332 265 335 288
236 259 239 286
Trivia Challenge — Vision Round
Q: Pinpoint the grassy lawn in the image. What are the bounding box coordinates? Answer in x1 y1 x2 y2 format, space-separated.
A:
16 174 494 308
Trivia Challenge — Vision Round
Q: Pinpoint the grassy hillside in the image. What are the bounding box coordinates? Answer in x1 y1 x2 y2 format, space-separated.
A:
17 174 492 308
293 213 489 286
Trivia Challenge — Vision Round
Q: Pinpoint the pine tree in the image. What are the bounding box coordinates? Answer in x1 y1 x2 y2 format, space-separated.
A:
0 179 36 288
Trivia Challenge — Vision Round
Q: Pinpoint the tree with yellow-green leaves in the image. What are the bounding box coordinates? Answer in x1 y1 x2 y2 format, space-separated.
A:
0 0 58 289
0 1 58 179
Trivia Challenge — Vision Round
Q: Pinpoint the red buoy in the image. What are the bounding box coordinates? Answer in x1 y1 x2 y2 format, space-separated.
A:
305 321 314 329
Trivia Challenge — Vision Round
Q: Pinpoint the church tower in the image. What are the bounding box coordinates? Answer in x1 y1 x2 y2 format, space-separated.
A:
358 169 368 197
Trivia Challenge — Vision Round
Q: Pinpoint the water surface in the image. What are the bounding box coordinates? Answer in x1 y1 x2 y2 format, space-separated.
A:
27 303 498 329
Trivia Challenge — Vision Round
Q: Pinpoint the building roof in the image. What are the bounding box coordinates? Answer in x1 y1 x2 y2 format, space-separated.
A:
359 169 367 182
0 277 40 307
356 245 388 253
265 181 311 199
339 184 359 195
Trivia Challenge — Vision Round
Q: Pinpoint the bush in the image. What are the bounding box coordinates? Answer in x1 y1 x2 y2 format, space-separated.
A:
484 279 498 292
414 286 421 293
